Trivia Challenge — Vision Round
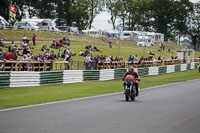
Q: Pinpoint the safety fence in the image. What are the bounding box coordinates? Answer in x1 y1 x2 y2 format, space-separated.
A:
1 59 198 71
0 62 199 88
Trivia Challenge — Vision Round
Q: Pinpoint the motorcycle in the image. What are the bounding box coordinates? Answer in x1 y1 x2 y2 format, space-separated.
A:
123 74 139 101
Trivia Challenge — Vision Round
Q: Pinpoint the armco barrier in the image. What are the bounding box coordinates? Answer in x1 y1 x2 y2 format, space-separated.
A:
114 69 126 79
83 70 100 80
167 65 175 73
191 62 195 69
10 71 40 87
40 71 63 85
0 72 10 88
0 63 199 88
63 70 83 84
149 67 159 76
100 69 115 81
187 63 191 70
175 64 181 72
159 66 167 74
195 63 199 69
181 64 187 71
143 68 149 76
137 68 144 77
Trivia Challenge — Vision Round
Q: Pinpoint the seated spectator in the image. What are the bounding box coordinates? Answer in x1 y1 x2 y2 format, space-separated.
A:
79 50 84 56
134 55 138 61
5 52 13 60
114 56 119 62
0 39 5 47
41 45 49 52
93 46 100 51
128 55 133 61
85 45 92 50
57 49 61 58
84 50 90 57
8 46 13 53
56 41 61 48
0 51 5 60
47 53 55 61
22 35 29 43
23 45 31 55
66 48 76 56
51 40 57 48
66 38 70 46
21 40 28 47
148 50 155 55
64 53 72 61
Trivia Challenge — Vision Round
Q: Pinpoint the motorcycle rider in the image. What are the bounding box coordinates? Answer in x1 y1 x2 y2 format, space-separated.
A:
124 66 140 96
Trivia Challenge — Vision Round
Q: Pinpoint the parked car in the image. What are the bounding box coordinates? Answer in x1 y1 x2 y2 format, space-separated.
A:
13 21 39 30
0 16 9 29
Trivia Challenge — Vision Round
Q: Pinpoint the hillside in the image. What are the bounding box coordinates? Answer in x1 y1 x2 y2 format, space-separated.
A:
0 29 198 61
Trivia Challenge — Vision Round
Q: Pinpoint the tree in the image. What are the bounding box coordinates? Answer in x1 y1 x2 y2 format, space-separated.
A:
188 2 200 50
172 0 193 44
106 0 118 30
0 0 10 21
86 0 104 29
33 0 57 19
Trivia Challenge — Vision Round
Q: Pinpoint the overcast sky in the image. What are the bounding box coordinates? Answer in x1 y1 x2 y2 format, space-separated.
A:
92 0 200 31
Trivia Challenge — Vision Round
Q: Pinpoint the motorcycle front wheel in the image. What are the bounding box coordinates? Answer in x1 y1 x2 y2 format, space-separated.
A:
125 89 130 101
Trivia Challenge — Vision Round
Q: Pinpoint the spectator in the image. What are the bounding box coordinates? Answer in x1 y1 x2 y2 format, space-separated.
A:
93 46 100 51
134 55 138 61
23 45 31 55
11 40 17 47
51 40 56 48
57 49 61 58
32 33 36 46
0 39 4 47
85 54 92 70
0 39 7 48
22 35 29 43
148 50 155 56
106 56 111 62
64 53 71 61
109 41 112 48
5 52 13 60
79 50 84 56
41 53 47 62
128 55 133 61
41 45 49 52
0 51 5 60
114 56 119 62
153 58 157 66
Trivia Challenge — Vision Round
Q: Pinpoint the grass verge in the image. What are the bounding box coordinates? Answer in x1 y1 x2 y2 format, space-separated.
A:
0 69 200 109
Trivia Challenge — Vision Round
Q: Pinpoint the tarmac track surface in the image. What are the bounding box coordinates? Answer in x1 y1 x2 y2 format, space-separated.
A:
0 79 200 133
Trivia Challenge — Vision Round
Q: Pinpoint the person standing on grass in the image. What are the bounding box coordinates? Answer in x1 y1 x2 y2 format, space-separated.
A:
32 33 36 46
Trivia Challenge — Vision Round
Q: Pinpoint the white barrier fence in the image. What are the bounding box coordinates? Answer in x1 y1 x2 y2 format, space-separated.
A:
100 69 115 81
10 71 40 87
63 70 83 84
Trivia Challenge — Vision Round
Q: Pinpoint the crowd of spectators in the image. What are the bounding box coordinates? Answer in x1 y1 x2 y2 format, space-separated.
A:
84 53 124 70
1 34 186 71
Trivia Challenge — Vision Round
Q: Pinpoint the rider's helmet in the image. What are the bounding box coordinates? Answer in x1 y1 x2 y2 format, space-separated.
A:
128 66 134 73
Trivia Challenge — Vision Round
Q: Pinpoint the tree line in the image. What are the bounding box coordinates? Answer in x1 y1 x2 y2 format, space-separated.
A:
0 0 199 49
